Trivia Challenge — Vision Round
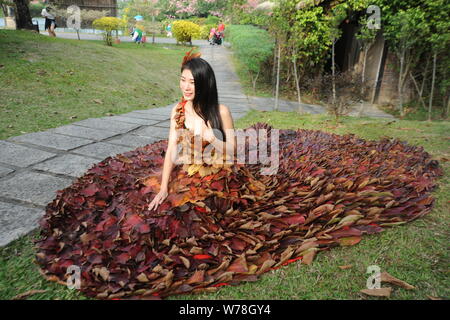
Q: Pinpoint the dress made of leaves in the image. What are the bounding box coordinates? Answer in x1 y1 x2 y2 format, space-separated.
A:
35 99 443 299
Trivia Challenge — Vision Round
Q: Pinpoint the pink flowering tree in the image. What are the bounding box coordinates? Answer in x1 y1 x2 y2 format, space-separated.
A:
157 0 226 19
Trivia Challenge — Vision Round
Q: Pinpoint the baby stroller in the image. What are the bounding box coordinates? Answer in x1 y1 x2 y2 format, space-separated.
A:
209 31 223 45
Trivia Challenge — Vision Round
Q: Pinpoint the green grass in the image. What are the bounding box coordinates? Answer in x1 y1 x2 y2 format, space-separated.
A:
1 111 448 300
0 29 190 140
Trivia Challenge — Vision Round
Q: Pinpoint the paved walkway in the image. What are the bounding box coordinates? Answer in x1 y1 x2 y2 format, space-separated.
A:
0 37 393 247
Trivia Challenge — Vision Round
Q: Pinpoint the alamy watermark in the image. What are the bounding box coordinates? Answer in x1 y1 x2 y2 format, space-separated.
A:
66 265 81 290
366 265 381 289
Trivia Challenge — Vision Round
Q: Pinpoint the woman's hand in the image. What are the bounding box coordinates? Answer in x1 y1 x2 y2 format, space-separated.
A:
148 188 168 211
202 122 217 143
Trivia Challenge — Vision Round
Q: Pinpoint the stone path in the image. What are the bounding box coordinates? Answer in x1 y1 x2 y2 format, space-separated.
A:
0 38 394 247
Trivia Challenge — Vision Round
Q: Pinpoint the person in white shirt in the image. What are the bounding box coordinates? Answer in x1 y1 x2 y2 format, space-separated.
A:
41 6 57 37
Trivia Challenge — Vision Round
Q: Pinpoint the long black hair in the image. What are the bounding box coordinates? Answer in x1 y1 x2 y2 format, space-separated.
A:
181 58 226 142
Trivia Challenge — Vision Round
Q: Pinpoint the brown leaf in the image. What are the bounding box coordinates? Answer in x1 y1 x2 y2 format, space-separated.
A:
360 287 392 297
12 290 47 300
380 272 415 290
227 255 248 273
301 248 318 265
180 256 190 269
338 264 353 270
256 259 276 275
186 270 205 284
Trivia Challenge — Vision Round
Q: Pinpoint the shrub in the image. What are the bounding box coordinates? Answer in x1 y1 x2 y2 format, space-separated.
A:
200 23 216 40
92 17 126 46
226 25 274 92
172 20 201 45
29 2 45 18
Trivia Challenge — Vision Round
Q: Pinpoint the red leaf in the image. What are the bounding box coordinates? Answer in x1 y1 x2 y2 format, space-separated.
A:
193 254 213 260
279 214 306 225
194 206 207 213
80 184 99 197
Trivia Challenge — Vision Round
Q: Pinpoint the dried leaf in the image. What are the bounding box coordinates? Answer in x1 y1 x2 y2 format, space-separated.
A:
360 287 392 297
380 272 415 290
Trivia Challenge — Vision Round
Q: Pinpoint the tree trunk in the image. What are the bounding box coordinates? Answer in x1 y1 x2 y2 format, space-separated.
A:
428 51 437 121
275 42 281 111
332 39 336 110
420 54 431 98
1 3 8 17
292 52 303 114
409 72 427 110
251 70 260 95
13 0 34 30
446 95 450 119
358 46 369 117
398 49 405 117
272 38 277 97
362 46 368 84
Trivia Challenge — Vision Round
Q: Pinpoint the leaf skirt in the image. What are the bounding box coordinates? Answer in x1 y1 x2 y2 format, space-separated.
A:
34 123 443 299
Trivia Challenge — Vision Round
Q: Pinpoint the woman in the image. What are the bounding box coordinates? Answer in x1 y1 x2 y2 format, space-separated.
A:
41 6 57 37
147 52 236 212
35 49 442 300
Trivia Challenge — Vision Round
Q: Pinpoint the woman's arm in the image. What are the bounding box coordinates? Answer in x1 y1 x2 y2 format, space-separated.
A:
148 105 178 211
205 104 236 158
159 106 179 191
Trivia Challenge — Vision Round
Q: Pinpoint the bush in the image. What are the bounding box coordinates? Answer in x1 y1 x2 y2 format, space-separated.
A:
200 23 216 40
204 15 220 26
29 2 45 18
92 17 126 46
172 20 201 45
226 25 274 92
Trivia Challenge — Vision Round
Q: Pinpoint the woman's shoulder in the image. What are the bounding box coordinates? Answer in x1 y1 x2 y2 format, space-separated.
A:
218 103 231 115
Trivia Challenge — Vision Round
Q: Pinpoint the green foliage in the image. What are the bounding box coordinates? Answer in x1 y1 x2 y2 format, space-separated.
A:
200 23 217 40
172 20 201 44
227 25 274 90
92 17 126 46
28 2 45 18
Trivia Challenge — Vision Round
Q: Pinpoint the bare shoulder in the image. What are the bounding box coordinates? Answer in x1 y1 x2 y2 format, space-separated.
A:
219 104 231 116
170 103 179 118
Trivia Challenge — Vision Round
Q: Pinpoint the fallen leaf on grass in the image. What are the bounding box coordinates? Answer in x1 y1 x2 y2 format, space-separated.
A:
360 287 392 297
338 264 353 270
380 272 415 290
12 289 47 300
427 295 443 300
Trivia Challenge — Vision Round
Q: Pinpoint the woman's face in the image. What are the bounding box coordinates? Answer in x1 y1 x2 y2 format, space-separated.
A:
180 69 195 101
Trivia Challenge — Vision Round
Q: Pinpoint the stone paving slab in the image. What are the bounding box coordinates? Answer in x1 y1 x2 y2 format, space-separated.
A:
0 141 56 167
106 134 159 148
49 124 120 141
153 120 170 128
133 126 170 139
72 118 140 133
121 111 170 121
103 115 161 126
0 201 44 247
33 154 100 178
133 107 173 116
8 131 93 152
0 171 73 206
0 166 15 178
70 142 135 160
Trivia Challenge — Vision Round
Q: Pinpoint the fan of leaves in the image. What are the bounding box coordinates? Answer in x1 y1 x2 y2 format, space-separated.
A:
34 121 443 300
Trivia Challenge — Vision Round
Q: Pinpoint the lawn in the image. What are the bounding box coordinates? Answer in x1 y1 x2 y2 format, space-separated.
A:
0 111 448 300
0 29 188 140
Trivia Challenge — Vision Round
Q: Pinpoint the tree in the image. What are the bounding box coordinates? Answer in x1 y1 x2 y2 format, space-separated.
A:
423 0 450 121
13 0 34 30
383 8 429 117
92 17 126 46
